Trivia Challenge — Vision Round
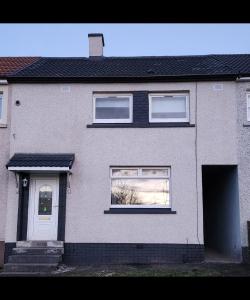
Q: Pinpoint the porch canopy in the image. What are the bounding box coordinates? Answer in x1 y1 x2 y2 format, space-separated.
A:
6 153 75 172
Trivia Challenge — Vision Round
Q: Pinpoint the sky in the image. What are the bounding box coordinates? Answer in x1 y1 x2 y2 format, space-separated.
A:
0 24 250 57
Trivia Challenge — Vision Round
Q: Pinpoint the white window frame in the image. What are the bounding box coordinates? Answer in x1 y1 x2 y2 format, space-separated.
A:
0 92 4 124
110 167 171 208
149 93 189 123
247 93 250 122
93 93 133 123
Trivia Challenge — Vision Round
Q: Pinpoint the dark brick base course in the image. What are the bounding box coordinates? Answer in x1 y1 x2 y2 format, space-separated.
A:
4 243 16 264
0 241 5 267
5 243 250 265
63 243 205 265
242 247 250 264
4 242 205 265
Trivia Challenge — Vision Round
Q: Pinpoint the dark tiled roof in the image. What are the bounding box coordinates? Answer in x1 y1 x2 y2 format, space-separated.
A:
212 54 250 74
6 153 75 169
6 54 250 81
0 57 41 77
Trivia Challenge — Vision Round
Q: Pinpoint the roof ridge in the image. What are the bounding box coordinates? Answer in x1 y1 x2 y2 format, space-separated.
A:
0 56 41 58
1 54 250 60
19 54 250 60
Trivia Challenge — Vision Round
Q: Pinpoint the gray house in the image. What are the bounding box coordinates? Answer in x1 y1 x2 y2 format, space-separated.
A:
0 34 250 273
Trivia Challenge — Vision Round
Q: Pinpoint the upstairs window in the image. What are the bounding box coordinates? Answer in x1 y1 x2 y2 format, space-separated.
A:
93 94 133 123
149 93 189 123
247 93 250 122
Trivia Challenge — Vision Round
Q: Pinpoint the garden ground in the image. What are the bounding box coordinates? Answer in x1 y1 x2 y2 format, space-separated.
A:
1 262 250 277
51 262 250 277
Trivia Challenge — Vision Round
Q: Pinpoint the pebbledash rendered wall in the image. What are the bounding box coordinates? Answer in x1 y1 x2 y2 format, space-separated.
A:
0 84 11 266
236 81 250 262
4 81 238 264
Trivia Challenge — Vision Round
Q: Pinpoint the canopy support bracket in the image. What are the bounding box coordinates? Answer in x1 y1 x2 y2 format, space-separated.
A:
67 171 72 194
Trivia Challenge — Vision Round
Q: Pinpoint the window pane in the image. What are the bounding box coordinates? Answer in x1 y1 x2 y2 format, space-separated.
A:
151 96 186 119
95 97 130 119
111 179 169 206
38 185 52 215
0 95 2 119
142 169 168 177
112 169 138 177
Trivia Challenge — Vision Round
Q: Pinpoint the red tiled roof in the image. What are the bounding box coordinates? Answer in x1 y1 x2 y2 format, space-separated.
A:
0 57 40 77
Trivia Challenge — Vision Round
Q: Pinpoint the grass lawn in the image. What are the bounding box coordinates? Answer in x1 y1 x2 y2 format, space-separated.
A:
51 262 250 277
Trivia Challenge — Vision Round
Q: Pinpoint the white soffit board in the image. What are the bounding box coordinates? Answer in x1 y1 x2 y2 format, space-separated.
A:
8 167 70 171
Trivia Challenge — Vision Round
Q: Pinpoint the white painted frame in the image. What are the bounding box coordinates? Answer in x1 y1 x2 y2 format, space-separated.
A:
149 93 190 123
110 167 171 208
93 93 133 123
0 91 7 125
247 93 250 122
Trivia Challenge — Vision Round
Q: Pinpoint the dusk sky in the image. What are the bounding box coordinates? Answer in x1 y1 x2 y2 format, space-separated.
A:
0 24 250 57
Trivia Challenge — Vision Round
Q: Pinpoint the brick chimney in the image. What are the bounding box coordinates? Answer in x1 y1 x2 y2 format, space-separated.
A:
88 33 105 57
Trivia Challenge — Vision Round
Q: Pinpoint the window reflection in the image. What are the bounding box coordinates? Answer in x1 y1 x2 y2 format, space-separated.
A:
96 97 130 119
112 169 138 177
141 169 168 177
151 96 187 119
111 179 169 206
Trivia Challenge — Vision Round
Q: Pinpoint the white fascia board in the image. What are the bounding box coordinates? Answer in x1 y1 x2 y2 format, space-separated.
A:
236 77 250 81
0 79 8 85
8 166 70 171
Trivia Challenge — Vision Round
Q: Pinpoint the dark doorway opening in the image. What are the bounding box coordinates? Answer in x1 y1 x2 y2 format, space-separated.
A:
202 165 241 262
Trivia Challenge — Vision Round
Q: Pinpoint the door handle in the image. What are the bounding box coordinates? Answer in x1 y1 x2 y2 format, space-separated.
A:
52 205 59 208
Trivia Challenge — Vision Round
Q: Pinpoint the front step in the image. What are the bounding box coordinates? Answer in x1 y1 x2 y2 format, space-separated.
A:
16 241 64 248
3 240 64 275
4 263 58 273
8 254 62 264
13 247 64 255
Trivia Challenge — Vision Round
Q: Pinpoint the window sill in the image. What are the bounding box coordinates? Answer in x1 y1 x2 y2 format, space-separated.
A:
104 208 177 214
87 123 195 128
243 123 250 127
0 123 7 128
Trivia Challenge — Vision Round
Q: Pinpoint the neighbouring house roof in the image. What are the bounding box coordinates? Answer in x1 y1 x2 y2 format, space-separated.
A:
0 57 41 77
5 54 250 82
6 153 75 170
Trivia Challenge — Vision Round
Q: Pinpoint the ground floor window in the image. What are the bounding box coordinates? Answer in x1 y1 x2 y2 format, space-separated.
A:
110 167 170 208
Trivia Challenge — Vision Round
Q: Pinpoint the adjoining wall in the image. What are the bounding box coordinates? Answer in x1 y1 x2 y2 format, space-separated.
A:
236 81 250 262
197 82 238 165
196 82 238 249
0 84 11 266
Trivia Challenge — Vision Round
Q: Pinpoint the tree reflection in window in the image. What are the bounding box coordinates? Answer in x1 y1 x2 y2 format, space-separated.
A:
38 185 52 215
111 180 139 205
111 179 169 206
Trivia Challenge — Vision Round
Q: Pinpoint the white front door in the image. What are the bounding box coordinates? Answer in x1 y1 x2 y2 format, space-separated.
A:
27 176 59 240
